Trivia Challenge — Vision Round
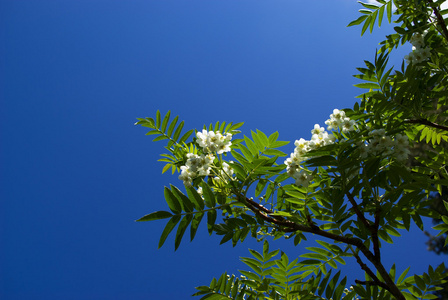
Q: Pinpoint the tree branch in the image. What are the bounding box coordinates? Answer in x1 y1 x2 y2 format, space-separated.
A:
373 205 381 261
346 192 372 230
237 193 405 300
353 252 385 287
405 118 448 132
355 280 390 290
427 0 448 42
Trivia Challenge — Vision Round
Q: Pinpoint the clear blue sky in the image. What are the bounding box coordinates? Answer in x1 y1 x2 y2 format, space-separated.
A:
1 1 445 299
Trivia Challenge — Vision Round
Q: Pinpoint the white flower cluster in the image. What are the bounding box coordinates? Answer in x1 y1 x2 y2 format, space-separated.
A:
285 109 356 187
405 30 431 64
325 109 356 132
178 153 215 186
214 161 234 184
358 129 410 162
196 130 232 154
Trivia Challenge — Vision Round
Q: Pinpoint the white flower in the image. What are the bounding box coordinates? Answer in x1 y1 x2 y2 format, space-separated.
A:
341 118 356 132
179 153 215 186
196 130 232 154
311 124 325 135
294 138 310 154
331 109 346 120
357 141 369 159
325 134 336 144
394 147 410 162
325 109 356 133
179 166 195 186
325 118 339 131
394 134 409 148
406 31 431 64
293 170 312 187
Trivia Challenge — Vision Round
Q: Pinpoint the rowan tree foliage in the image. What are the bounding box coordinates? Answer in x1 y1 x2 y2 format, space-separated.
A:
136 1 448 299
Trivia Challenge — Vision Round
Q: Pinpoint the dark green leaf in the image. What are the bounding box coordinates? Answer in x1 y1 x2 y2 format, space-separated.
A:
170 185 194 213
164 187 182 213
348 14 369 27
201 181 216 208
186 186 205 210
136 211 173 222
158 215 181 248
190 213 204 241
207 210 217 235
175 214 193 250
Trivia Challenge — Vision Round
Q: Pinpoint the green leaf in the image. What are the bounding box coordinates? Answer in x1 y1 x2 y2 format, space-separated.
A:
164 187 182 213
179 129 194 144
257 129 269 147
161 111 171 132
251 130 265 151
201 181 216 208
136 211 173 222
207 210 217 235
358 1 380 9
172 121 184 142
377 229 393 243
190 213 204 241
386 1 392 22
268 131 279 144
348 14 369 27
238 145 254 162
158 215 181 248
170 185 194 213
414 275 426 291
248 249 264 262
354 82 380 89
378 5 384 27
263 149 287 156
186 186 205 210
244 136 259 156
175 214 193 250
398 266 410 284
361 15 370 35
152 135 167 142
167 115 178 137
300 252 328 261
156 110 161 128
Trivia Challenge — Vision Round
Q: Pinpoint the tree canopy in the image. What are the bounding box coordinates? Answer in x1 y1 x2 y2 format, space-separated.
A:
136 1 448 299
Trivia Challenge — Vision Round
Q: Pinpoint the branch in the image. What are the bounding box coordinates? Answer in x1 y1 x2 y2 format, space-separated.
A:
353 252 386 288
346 192 381 261
237 193 406 300
405 118 448 132
373 205 381 261
427 0 448 42
239 194 368 248
346 192 372 230
355 280 390 290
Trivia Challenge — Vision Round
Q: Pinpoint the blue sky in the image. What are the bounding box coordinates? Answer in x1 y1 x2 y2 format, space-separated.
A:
1 1 446 299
